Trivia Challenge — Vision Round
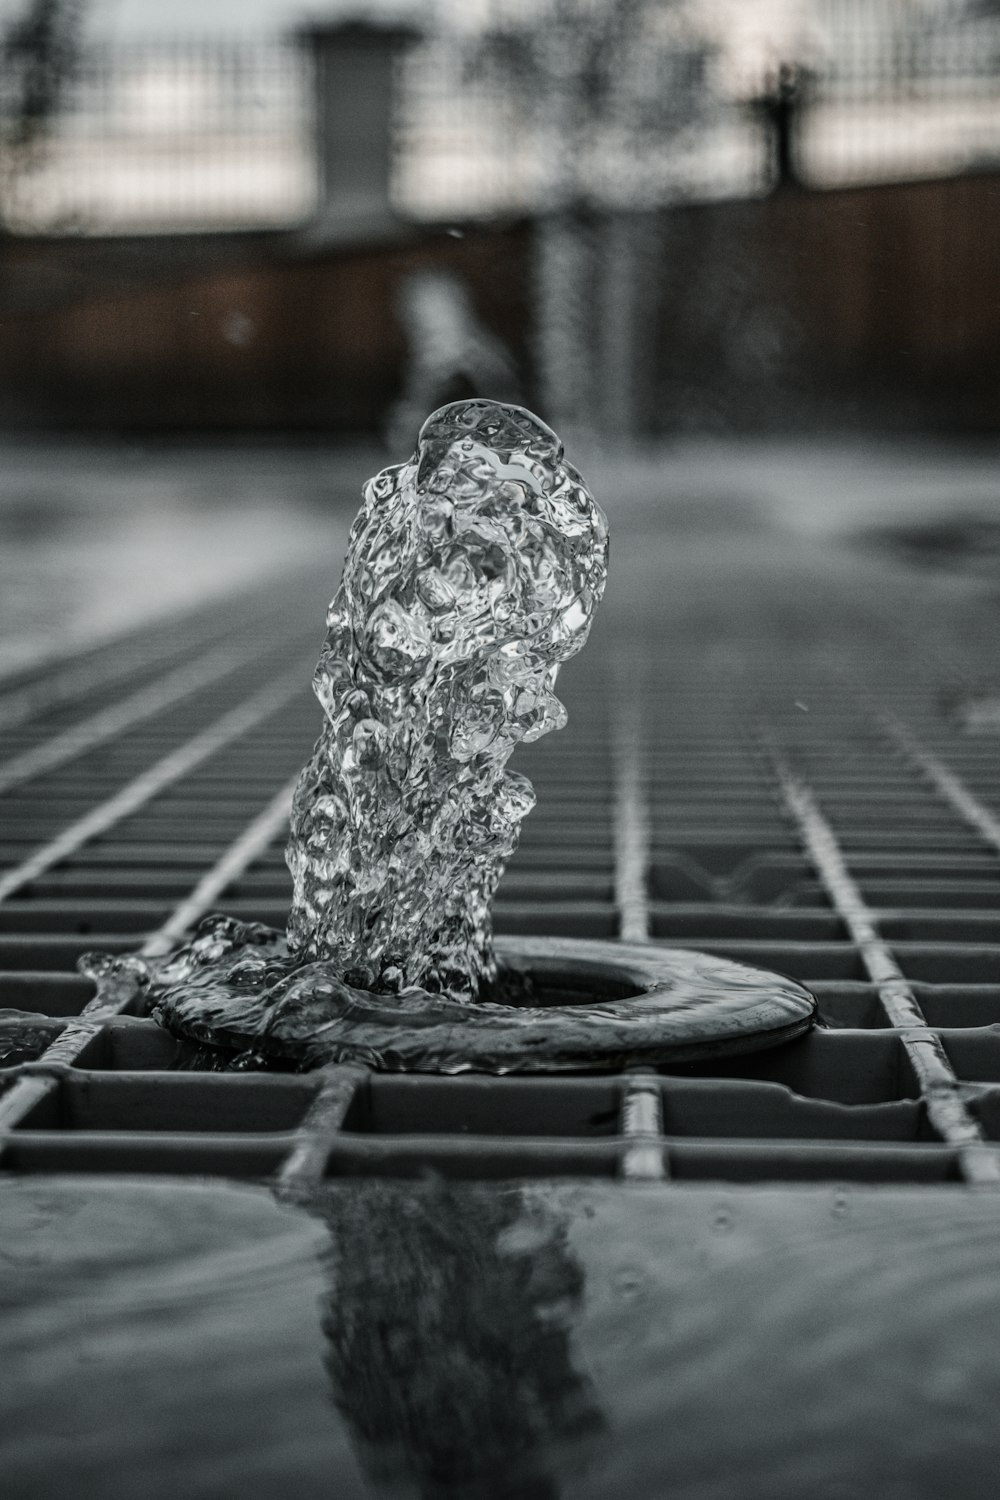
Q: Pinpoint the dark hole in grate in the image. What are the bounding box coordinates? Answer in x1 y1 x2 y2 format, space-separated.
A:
669 1031 921 1105
341 1076 624 1136
15 1073 320 1134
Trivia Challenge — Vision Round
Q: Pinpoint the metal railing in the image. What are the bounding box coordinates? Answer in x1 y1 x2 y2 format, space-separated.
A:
803 17 1000 186
0 19 999 234
0 36 316 232
395 17 1000 216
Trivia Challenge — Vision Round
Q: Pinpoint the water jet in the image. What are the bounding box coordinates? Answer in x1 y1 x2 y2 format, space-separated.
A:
86 399 815 1070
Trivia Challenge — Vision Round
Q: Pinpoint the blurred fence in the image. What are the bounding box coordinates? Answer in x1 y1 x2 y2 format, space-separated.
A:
392 28 762 215
397 18 1000 215
805 17 1000 187
1 18 1000 233
0 37 316 232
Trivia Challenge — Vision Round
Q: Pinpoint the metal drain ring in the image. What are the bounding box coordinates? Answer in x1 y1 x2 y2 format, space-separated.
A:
152 935 817 1074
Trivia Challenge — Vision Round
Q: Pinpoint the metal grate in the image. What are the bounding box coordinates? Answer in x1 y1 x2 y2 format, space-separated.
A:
5 533 1000 1191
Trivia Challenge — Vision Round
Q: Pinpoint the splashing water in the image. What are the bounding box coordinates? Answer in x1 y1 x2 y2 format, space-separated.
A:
286 399 608 1001
79 399 814 1072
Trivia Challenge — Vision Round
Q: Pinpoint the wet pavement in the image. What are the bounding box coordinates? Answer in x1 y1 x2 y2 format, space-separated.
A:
5 1174 1000 1499
0 441 379 679
4 431 1000 681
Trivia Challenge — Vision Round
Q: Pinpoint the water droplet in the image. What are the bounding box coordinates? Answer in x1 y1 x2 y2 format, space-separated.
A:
614 1266 644 1300
712 1205 734 1235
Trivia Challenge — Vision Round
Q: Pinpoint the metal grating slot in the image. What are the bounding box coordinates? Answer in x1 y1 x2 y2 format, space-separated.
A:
5 546 1000 1191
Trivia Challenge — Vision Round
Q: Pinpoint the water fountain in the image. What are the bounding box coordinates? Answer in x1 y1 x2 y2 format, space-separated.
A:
85 398 815 1070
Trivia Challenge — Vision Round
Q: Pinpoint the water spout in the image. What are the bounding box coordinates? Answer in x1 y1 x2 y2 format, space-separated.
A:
285 399 608 1002
79 400 815 1073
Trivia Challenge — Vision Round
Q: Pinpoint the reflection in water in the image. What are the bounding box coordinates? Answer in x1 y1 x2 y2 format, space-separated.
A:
9 1177 1000 1498
307 1180 603 1498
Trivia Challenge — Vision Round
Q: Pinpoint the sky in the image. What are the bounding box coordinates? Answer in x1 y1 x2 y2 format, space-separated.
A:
0 0 946 73
0 0 820 43
55 0 429 35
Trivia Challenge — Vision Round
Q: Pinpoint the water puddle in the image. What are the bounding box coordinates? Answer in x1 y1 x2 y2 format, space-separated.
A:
5 1177 1000 1498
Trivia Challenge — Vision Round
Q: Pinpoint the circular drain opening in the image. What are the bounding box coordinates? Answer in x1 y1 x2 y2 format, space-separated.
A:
149 934 817 1075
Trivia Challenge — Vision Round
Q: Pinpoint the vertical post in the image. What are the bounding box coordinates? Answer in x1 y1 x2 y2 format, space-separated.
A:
298 19 419 234
751 62 807 192
535 207 594 437
597 209 661 442
532 37 595 440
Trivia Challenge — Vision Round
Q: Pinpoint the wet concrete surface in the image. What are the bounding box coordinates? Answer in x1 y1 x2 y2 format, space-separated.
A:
4 431 1000 682
0 441 380 679
582 434 1000 541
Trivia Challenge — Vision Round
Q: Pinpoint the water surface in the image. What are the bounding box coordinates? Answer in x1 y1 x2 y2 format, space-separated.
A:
4 1176 1000 1498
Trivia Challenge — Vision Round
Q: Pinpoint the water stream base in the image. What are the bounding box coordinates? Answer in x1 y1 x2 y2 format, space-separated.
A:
88 922 818 1074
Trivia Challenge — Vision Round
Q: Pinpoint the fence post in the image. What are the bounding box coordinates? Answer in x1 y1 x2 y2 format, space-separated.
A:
596 209 662 442
299 19 419 234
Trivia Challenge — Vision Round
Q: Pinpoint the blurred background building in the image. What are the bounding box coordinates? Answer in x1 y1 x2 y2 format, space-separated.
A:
0 0 996 437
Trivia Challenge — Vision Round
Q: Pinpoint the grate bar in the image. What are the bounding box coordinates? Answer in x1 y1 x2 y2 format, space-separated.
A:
275 1065 368 1192
0 629 203 734
613 677 650 942
765 740 925 1026
0 610 195 692
0 595 290 734
765 737 1000 1187
620 1070 667 1180
0 633 306 796
880 712 1000 860
142 774 298 959
0 677 306 905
